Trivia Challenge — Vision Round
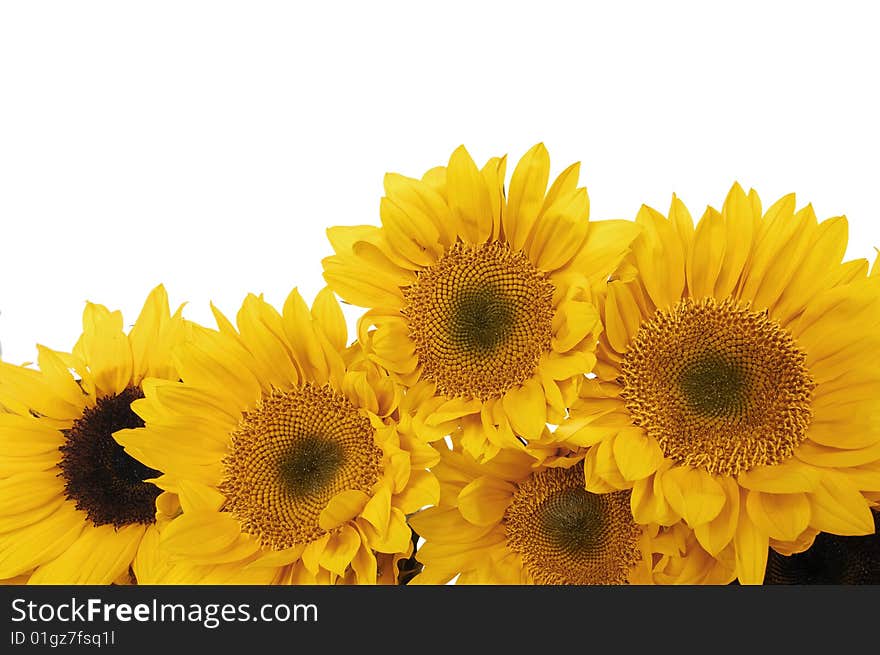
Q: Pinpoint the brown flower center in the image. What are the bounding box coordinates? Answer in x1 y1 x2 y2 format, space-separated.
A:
221 383 382 550
58 386 162 527
619 297 814 476
504 466 641 584
402 240 554 400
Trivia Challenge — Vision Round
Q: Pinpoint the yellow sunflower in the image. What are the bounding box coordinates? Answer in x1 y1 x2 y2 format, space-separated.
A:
322 144 639 462
116 288 440 585
0 285 187 584
408 442 729 584
564 184 880 584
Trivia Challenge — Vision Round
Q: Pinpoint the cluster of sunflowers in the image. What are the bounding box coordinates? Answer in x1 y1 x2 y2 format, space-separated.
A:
2 144 879 586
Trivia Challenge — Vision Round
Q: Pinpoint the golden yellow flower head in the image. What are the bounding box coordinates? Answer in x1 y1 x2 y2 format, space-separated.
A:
116 288 440 585
557 185 880 584
323 144 640 462
0 285 187 584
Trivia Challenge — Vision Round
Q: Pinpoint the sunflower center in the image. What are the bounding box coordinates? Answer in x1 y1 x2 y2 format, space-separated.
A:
678 352 748 417
402 240 555 400
504 466 642 585
278 435 345 497
619 297 815 477
58 386 162 527
221 383 382 550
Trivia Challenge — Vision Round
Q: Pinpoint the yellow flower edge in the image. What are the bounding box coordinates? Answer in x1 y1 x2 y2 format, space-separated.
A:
323 143 640 462
116 287 440 584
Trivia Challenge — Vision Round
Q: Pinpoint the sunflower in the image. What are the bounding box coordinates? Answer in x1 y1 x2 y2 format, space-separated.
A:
115 288 440 585
0 285 187 584
322 144 639 462
564 184 880 584
408 442 731 584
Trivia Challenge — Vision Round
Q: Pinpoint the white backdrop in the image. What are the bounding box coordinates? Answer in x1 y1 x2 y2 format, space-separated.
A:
1 1 878 364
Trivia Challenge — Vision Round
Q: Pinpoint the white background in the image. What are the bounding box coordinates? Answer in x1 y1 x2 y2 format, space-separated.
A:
1 1 878 364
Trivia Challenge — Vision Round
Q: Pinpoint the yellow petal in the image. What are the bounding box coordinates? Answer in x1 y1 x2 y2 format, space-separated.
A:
176 480 227 514
773 216 849 324
235 295 297 389
36 346 87 410
311 288 348 352
424 397 482 426
0 497 66 533
283 288 332 378
300 533 331 575
373 507 412 554
737 193 797 305
631 205 685 311
244 543 306 569
0 362 81 420
660 466 726 526
28 524 145 585
748 205 817 312
694 476 740 556
795 439 880 468
668 194 694 256
604 282 642 353
714 183 755 299
687 207 726 299
583 446 619 494
551 299 600 353
745 490 810 542
612 428 664 481
808 472 875 536
380 196 441 267
361 485 392 535
0 503 84 578
394 469 440 514
592 436 630 490
481 155 507 239
319 489 371 531
0 472 65 515
447 145 493 244
383 173 455 246
504 143 550 250
501 378 547 440
75 302 133 397
530 188 590 271
350 534 378 585
174 337 261 411
737 458 821 493
160 511 241 558
630 470 678 526
322 257 404 308
127 284 172 382
571 219 642 287
457 476 514 526
733 490 769 585
319 525 362 576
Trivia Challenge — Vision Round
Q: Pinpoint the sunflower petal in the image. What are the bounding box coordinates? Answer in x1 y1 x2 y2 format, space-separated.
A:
612 428 663 481
457 476 513 526
808 472 875 536
504 143 550 250
733 492 769 585
745 490 810 542
318 490 371 531
660 466 726 526
447 145 493 244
